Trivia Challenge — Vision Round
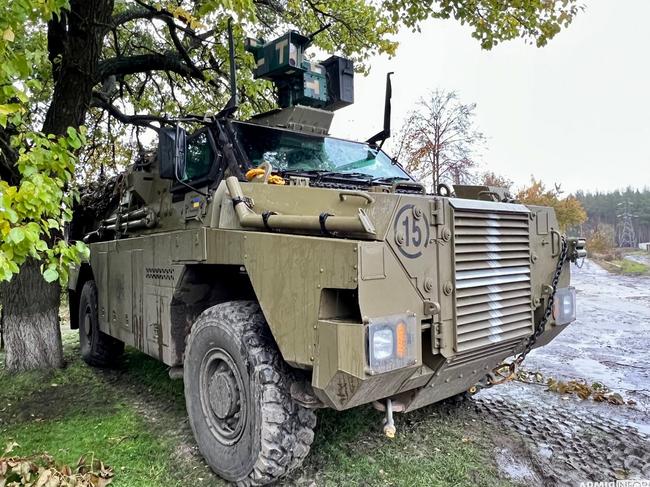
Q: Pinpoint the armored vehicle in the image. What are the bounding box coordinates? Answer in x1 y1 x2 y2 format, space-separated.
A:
68 26 586 485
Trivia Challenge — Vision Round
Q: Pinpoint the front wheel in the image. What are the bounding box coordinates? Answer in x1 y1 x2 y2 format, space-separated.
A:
183 301 317 486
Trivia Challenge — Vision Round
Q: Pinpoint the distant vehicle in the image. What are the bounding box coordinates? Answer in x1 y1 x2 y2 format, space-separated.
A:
68 26 586 485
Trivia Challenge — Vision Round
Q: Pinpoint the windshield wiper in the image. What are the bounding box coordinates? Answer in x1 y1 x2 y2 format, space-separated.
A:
278 170 414 185
372 176 410 183
279 169 375 181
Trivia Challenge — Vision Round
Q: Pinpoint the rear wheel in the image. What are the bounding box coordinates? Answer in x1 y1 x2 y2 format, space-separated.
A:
184 301 316 485
78 280 124 367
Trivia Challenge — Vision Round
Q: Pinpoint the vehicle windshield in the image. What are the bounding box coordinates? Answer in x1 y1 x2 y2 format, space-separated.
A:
233 122 411 181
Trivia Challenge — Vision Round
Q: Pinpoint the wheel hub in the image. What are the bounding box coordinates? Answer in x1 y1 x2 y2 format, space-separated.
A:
209 368 240 419
83 311 92 337
199 348 247 445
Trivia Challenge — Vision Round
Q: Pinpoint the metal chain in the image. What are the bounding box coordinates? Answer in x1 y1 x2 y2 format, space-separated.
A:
472 236 569 391
514 235 569 366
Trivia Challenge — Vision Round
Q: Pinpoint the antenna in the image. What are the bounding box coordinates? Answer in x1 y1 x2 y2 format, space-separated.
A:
366 72 394 149
220 17 238 117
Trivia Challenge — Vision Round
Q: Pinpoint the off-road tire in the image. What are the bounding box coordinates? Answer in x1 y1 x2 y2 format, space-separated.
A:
184 301 317 486
78 280 124 367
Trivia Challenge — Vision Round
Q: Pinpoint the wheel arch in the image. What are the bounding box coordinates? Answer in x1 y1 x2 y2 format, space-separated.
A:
170 264 258 365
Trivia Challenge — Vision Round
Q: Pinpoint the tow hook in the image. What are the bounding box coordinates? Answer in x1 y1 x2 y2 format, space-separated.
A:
383 398 396 438
468 375 490 395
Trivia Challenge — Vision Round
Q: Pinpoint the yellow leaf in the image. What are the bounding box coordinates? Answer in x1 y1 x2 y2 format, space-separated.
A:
2 28 14 42
189 19 206 30
172 6 191 22
0 220 10 237
35 468 52 487
0 104 21 115
4 441 19 454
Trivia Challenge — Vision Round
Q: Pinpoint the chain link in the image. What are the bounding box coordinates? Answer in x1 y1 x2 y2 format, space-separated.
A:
516 235 569 365
471 236 569 391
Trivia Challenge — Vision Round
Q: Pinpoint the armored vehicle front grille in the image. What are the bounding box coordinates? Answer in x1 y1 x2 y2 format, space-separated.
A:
452 209 533 353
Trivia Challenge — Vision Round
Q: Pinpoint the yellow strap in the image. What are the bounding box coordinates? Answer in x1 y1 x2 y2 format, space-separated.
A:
267 174 286 185
245 168 265 181
245 168 286 185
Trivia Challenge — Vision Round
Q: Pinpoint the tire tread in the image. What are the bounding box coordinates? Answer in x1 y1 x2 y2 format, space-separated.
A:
185 301 316 486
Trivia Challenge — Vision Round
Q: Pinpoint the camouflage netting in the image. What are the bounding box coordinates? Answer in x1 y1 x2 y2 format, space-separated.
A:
69 174 122 242
69 151 156 241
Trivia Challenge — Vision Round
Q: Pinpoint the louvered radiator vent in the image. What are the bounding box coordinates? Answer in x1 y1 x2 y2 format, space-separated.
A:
452 207 533 354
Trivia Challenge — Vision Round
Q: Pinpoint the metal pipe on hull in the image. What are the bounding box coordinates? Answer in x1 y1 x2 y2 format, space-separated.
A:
225 176 376 235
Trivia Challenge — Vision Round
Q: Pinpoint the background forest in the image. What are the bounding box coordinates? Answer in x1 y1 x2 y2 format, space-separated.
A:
576 188 650 246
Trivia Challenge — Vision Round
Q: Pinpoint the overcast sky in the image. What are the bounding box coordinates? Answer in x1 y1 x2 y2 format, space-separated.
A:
329 0 650 195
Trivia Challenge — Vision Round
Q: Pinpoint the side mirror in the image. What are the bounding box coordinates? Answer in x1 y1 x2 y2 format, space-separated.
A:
158 126 187 180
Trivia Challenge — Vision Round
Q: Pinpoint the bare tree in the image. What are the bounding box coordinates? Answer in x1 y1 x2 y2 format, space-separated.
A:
397 89 485 191
480 171 513 191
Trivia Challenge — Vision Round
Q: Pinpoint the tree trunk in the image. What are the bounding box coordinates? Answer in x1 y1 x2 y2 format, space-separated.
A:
44 0 115 135
0 260 63 372
0 0 114 372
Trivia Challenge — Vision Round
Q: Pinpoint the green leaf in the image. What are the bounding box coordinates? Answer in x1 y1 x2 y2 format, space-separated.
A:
5 208 18 224
35 240 48 251
43 268 59 283
66 126 82 148
68 136 81 149
8 227 25 244
47 218 60 229
75 241 90 259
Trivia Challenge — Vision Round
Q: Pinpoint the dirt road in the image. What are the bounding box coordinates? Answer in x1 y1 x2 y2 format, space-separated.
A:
475 259 650 485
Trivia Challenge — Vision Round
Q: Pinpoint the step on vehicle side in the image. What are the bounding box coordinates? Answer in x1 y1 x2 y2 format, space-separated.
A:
68 25 586 486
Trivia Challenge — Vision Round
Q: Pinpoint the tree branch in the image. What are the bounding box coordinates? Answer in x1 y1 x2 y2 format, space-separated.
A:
96 53 203 83
0 126 19 184
91 92 167 131
111 6 158 27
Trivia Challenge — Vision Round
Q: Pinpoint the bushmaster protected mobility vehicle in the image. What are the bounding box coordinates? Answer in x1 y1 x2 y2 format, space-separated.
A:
68 26 586 485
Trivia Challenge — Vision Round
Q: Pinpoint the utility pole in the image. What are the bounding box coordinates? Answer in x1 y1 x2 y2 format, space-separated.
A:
616 200 636 248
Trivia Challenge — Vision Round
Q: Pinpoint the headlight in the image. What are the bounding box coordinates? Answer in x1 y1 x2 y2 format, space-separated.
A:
372 328 394 361
367 314 417 374
553 287 576 325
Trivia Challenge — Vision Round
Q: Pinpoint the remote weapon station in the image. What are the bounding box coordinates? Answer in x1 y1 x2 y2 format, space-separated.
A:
68 23 586 485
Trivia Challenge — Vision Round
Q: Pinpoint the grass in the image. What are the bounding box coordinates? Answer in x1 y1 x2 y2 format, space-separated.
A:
602 258 650 275
300 405 511 487
591 248 650 276
4 407 171 485
0 330 211 487
0 323 517 487
618 259 650 274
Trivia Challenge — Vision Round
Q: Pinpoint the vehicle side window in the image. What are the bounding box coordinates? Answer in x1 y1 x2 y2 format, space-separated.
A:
184 131 213 181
